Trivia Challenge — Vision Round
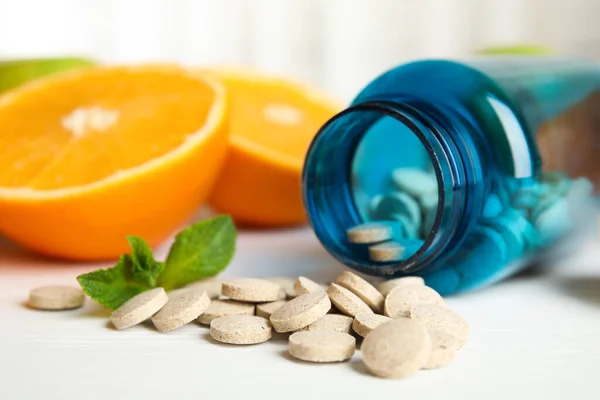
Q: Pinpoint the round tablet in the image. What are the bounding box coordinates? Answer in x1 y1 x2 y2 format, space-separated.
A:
361 318 432 379
222 278 282 302
299 314 354 334
186 279 222 299
395 213 420 239
501 208 539 249
256 300 287 319
370 192 422 227
352 312 391 337
409 305 469 349
293 276 324 296
28 285 85 310
384 285 444 319
110 288 169 330
326 283 373 317
377 276 425 297
347 222 392 244
270 291 331 333
423 330 457 369
392 168 437 196
422 268 460 296
485 218 525 260
210 315 272 345
511 188 540 211
151 289 211 332
369 241 405 262
534 197 571 245
335 271 384 313
288 331 356 363
266 277 297 299
197 299 255 325
454 226 510 291
482 193 503 219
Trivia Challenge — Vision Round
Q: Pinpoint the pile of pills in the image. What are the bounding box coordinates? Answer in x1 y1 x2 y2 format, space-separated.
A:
348 168 438 263
28 271 469 380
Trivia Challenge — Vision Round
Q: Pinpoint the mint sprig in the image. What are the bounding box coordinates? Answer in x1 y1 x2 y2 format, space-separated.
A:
76 255 148 310
127 235 164 287
158 215 236 290
77 215 236 309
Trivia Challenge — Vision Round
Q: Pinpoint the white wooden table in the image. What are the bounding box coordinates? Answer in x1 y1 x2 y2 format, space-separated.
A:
1 228 599 400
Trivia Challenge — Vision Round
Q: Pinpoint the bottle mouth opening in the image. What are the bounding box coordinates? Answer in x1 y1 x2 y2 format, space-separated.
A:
303 101 460 276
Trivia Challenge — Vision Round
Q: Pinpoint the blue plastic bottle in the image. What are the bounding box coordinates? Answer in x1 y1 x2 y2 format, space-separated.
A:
302 57 600 295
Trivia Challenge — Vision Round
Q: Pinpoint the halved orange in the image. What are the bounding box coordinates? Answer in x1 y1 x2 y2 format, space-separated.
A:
0 66 228 260
203 68 342 227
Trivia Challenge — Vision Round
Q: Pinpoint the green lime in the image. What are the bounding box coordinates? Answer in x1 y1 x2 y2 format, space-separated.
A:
477 45 554 56
0 57 95 94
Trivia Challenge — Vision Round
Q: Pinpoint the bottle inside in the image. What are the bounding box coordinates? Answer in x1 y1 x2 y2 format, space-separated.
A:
351 114 439 259
302 102 465 279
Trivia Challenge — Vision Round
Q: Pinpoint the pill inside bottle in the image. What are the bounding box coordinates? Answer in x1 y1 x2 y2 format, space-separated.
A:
302 57 599 295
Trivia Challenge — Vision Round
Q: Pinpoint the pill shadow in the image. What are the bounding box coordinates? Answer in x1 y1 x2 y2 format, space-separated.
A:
278 350 361 370
271 332 291 343
554 275 600 307
509 265 548 281
201 331 265 347
82 302 112 318
348 359 373 377
278 350 334 366
103 319 155 331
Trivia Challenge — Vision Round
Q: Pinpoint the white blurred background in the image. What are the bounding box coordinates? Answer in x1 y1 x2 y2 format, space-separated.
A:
0 0 599 100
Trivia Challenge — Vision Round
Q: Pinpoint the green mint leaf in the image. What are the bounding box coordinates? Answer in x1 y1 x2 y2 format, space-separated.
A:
77 254 150 309
157 215 236 290
126 235 164 287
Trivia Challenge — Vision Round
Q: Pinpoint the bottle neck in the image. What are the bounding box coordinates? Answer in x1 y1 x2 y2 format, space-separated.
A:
303 98 483 277
369 100 476 274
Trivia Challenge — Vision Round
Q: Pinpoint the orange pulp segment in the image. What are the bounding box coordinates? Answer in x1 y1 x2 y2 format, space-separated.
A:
0 66 228 260
205 68 342 226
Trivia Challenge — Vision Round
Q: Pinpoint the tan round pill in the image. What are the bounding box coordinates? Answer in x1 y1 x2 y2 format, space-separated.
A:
384 285 444 319
222 278 282 302
256 300 287 319
326 283 373 317
361 318 432 379
423 330 457 369
110 288 169 330
347 222 392 244
197 299 255 325
266 277 297 299
210 315 272 344
335 271 384 313
352 312 392 337
377 276 425 297
409 305 469 349
151 289 211 332
293 276 324 296
299 314 354 334
186 278 222 299
28 285 85 310
369 242 405 262
270 291 331 333
289 331 356 363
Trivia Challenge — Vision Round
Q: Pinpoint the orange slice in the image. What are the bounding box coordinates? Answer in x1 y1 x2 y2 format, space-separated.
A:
204 68 342 227
0 66 228 260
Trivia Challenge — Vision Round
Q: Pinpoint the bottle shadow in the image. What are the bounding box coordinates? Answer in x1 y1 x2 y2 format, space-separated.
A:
554 275 600 308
